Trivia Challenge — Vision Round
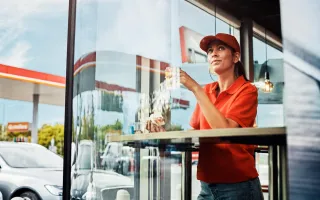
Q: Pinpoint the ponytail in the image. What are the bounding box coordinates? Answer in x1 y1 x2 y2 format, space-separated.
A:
234 61 248 81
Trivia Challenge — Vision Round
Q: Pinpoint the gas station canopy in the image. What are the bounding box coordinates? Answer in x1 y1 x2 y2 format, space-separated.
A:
0 64 66 106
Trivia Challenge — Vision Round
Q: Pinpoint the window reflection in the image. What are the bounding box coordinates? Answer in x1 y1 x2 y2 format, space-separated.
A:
217 18 231 34
257 104 284 127
72 0 245 199
253 36 284 199
77 141 92 170
253 36 284 126
178 2 240 199
253 36 284 104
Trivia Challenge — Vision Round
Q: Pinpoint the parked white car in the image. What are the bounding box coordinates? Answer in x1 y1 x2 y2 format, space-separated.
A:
0 142 63 200
0 141 133 200
100 142 123 170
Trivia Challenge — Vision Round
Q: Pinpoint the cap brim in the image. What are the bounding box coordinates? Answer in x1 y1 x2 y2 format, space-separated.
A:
199 35 217 52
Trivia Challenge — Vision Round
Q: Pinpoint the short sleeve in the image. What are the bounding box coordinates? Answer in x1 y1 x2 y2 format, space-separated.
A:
189 103 201 129
225 90 258 128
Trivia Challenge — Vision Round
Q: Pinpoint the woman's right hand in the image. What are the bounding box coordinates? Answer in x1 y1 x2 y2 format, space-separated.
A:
146 120 166 133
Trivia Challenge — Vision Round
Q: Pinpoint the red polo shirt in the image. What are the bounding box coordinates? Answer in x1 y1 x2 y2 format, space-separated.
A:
190 75 258 183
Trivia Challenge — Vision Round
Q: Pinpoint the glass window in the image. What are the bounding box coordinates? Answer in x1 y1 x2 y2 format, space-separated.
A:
253 35 284 199
177 0 240 128
253 36 284 123
233 27 241 43
177 3 240 197
253 37 283 86
77 143 92 170
72 0 247 199
257 104 284 127
217 18 231 34
179 0 216 35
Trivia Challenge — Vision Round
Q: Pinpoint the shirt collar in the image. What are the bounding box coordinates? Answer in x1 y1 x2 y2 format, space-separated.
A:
210 75 247 94
225 75 247 94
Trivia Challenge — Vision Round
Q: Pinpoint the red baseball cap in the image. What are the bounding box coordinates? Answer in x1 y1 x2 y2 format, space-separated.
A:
199 33 240 53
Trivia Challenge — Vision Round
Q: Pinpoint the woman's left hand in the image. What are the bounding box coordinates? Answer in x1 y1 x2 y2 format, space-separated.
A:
180 69 201 92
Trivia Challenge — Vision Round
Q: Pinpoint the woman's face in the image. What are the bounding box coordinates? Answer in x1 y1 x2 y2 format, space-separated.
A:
207 41 240 76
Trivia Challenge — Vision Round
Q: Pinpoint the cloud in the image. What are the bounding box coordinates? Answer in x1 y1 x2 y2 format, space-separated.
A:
0 0 68 67
0 0 67 17
0 41 32 67
95 0 172 62
0 0 67 32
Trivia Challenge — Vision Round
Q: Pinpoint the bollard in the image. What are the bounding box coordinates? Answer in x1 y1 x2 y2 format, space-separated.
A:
115 189 130 200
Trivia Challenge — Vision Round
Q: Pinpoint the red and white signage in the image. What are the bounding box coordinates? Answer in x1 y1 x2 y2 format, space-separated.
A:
7 122 30 132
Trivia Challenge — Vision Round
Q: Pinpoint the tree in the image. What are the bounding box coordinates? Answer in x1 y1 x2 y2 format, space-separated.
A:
99 119 123 135
0 124 9 141
38 124 64 155
0 124 8 141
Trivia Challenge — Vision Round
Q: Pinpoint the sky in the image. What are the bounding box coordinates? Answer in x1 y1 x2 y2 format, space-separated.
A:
0 0 68 126
0 0 284 129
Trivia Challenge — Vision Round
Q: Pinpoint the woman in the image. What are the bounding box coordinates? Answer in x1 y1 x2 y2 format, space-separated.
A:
147 33 263 199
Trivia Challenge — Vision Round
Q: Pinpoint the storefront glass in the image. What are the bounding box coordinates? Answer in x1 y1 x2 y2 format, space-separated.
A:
253 36 284 198
71 0 250 199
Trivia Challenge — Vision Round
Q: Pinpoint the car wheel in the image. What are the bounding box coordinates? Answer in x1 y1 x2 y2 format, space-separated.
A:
20 192 38 200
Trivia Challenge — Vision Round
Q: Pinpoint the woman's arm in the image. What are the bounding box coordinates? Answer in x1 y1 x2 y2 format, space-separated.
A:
180 69 239 129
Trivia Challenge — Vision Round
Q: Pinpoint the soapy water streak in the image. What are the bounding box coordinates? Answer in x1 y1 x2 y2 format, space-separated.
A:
134 67 181 132
151 67 180 114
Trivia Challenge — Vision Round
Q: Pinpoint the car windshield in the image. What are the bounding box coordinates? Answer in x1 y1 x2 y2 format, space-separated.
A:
0 146 63 168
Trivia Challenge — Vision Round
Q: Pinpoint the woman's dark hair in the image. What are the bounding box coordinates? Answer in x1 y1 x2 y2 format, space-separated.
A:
229 47 248 81
234 61 248 81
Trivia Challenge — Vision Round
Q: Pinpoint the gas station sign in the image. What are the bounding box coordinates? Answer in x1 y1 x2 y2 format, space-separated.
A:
7 122 30 132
